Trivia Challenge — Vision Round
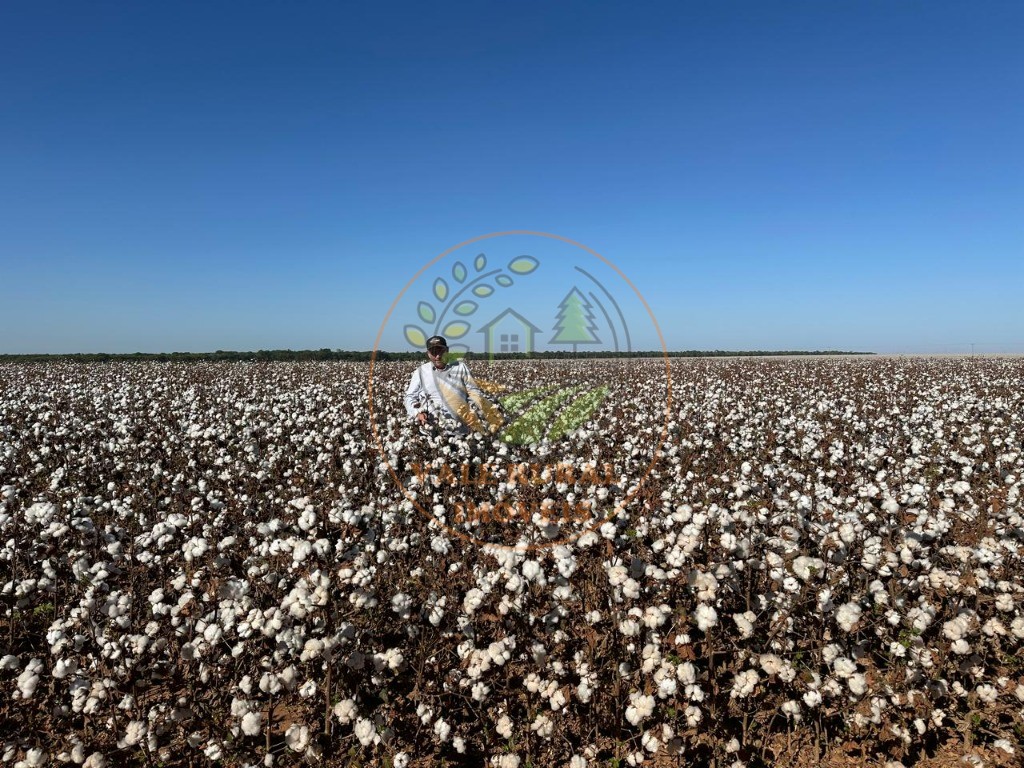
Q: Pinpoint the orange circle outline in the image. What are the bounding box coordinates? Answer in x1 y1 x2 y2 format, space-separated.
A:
367 230 672 551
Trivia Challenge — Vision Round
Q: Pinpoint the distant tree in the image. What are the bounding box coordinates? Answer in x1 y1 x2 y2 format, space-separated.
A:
549 287 600 353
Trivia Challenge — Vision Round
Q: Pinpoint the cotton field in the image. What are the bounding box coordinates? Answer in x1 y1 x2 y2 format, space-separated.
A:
1 357 1023 768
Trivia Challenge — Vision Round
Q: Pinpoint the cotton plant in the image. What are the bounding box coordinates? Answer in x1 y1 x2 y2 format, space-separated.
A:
1 358 1023 764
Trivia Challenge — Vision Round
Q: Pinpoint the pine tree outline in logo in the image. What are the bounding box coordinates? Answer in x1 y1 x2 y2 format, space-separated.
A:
550 286 601 353
403 254 539 354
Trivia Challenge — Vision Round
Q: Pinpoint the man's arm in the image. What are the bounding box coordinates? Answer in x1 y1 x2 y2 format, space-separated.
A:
404 366 427 420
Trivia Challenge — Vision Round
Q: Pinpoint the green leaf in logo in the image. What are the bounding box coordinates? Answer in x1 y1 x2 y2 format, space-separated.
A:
473 284 494 298
452 262 467 283
404 325 427 347
548 386 609 441
417 301 435 324
474 253 487 271
508 255 539 275
454 300 477 316
442 321 470 339
496 275 513 287
434 278 448 302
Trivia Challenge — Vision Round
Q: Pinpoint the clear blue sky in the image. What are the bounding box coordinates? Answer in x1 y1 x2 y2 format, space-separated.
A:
2 0 1021 354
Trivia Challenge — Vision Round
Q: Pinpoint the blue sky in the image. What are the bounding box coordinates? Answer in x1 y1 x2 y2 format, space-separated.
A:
2 0 1021 354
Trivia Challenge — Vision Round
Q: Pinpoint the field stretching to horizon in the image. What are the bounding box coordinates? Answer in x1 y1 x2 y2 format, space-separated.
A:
1 357 1022 767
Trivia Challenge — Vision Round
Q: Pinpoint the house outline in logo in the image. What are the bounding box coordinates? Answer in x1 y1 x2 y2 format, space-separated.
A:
478 308 543 358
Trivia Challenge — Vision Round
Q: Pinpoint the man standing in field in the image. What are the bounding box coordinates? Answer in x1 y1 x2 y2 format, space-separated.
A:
404 336 502 435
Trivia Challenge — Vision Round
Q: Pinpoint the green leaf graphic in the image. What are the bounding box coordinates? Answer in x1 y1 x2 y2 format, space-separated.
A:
452 262 467 283
442 321 470 339
434 278 448 302
417 301 435 324
474 254 487 271
548 386 609 441
473 284 495 298
454 301 478 316
503 386 584 444
404 325 427 347
500 385 559 413
496 275 513 288
508 255 539 275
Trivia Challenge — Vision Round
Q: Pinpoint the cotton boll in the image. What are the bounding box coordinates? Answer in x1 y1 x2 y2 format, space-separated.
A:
496 714 514 738
242 711 263 736
354 718 377 746
836 602 861 632
695 604 717 632
285 724 310 752
625 693 655 725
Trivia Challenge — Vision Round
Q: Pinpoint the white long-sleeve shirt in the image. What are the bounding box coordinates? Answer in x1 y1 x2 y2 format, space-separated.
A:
404 360 486 426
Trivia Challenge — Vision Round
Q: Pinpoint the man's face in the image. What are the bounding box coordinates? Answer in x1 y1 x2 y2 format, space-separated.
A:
427 345 448 365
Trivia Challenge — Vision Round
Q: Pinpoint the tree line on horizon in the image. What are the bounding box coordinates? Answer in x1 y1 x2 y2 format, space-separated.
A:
0 348 874 363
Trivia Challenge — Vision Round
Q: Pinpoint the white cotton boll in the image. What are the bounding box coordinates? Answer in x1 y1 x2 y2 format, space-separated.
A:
942 615 971 641
242 711 263 736
730 669 759 698
393 753 409 768
732 611 755 639
836 602 861 632
53 658 78 679
760 654 784 676
203 623 223 645
204 742 223 761
607 564 628 586
22 749 47 767
695 604 717 632
657 676 678 698
993 739 1015 755
625 693 655 725
619 619 640 637
285 724 309 752
120 721 147 747
792 556 824 581
982 618 1006 637
641 730 660 753
496 714 514 738
569 756 587 768
976 684 998 704
82 754 107 768
833 657 857 679
550 688 568 711
803 690 822 708
522 560 542 581
292 540 312 564
391 592 413 619
781 700 802 721
530 714 553 738
463 588 485 614
951 639 971 655
848 674 867 696
354 718 376 746
434 718 451 742
0 655 19 671
577 679 593 703
16 658 42 699
333 699 357 724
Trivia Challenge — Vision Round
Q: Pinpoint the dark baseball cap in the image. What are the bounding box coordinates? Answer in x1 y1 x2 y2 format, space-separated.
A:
426 336 448 349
